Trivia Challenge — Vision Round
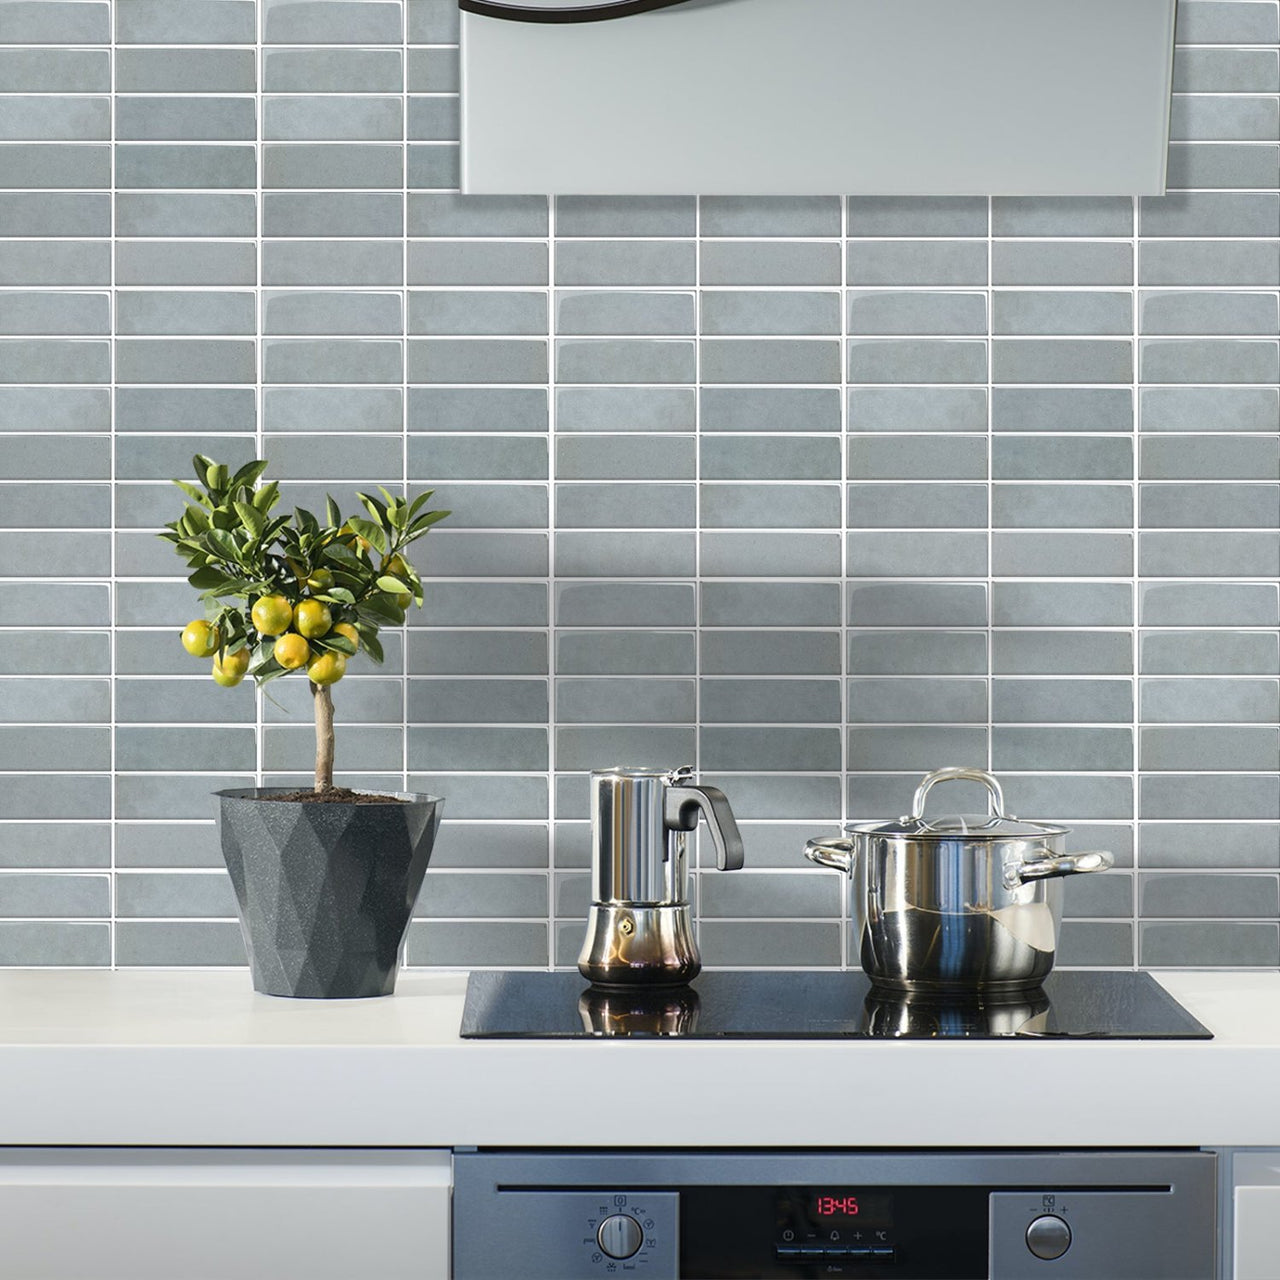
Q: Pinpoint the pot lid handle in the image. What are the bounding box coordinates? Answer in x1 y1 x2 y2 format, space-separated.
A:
908 767 1011 822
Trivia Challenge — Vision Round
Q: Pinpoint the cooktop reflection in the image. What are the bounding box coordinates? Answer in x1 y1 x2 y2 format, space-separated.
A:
459 970 1211 1040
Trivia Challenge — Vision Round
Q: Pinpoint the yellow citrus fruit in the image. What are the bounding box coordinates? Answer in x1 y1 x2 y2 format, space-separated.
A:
273 633 310 670
385 554 410 578
251 594 293 636
211 648 250 687
306 568 333 592
293 599 332 639
307 650 346 685
181 619 220 657
332 622 360 652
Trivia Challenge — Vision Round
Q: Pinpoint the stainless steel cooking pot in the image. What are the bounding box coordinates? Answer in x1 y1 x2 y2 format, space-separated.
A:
804 767 1113 993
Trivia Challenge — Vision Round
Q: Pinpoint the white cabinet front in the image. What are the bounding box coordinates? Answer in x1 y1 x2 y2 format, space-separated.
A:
0 1148 450 1280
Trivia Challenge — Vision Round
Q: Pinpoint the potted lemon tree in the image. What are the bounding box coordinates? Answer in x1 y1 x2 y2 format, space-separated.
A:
162 456 448 998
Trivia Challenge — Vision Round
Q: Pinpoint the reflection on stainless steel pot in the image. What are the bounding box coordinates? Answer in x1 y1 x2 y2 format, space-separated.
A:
578 984 701 1037
860 986 1051 1038
805 767 1113 993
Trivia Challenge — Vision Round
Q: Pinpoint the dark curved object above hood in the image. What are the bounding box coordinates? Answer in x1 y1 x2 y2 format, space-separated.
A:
460 0 691 22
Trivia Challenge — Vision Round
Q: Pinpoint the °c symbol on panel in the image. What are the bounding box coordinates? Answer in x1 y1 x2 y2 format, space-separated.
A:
459 0 695 24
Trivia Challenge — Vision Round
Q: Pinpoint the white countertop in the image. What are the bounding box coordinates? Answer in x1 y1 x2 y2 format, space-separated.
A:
0 969 1276 1149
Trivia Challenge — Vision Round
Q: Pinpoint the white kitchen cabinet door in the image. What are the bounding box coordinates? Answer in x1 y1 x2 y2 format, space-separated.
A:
1234 1152 1280 1280
0 1148 449 1280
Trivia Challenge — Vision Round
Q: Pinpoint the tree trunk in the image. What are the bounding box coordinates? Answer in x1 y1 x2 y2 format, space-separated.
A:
313 681 334 793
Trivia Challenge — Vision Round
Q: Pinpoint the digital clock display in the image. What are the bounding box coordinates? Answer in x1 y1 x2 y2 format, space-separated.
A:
777 1189 894 1231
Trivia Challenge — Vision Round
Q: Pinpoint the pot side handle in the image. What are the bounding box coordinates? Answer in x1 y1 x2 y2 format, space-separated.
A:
804 838 855 874
1009 849 1114 887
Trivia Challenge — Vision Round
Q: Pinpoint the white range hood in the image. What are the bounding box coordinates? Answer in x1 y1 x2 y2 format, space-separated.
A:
459 0 1178 196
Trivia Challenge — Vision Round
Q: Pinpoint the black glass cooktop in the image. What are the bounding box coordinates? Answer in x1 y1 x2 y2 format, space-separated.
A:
459 969 1212 1040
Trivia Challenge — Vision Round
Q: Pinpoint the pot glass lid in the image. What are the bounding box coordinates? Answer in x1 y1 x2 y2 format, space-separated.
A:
847 767 1067 840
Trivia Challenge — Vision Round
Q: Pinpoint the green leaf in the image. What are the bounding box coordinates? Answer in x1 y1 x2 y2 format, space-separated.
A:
252 480 280 513
406 490 435 520
376 575 411 595
347 517 387 556
233 501 265 539
172 479 211 507
360 630 385 664
188 566 234 591
356 596 405 625
326 542 365 569
313 633 357 657
325 495 341 528
407 509 450 536
230 459 269 492
206 529 241 562
192 453 214 484
322 586 356 604
357 492 388 527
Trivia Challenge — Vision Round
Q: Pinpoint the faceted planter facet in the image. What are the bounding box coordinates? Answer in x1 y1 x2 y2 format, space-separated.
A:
215 788 443 999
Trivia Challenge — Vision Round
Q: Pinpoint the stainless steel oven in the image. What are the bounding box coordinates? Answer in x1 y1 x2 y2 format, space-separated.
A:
453 1148 1217 1279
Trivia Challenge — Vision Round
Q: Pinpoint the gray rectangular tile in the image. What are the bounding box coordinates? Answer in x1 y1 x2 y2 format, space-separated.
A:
847 582 987 627
263 47 402 93
558 386 691 433
991 197 1133 237
994 436 1132 481
849 482 988 529
703 290 839 336
849 725 988 770
849 339 987 384
845 197 987 237
699 196 840 238
265 95 401 142
0 95 108 141
0 239 106 287
848 677 987 724
994 339 1132 384
700 241 840 287
554 530 692 578
701 387 839 433
556 677 693 725
115 144 253 189
848 630 986 676
116 0 255 43
849 530 988 577
992 387 1133 433
1140 290 1279 336
1139 531 1280 577
1140 192 1280 238
847 290 987 336
993 678 1133 723
849 387 988 433
702 581 840 627
846 241 986 286
407 338 546 383
703 631 841 677
1165 143 1280 189
0 922 109 966
263 0 402 43
556 338 695 385
1140 823 1280 869
265 191 401 238
994 630 1134 675
1140 241 1280 287
1141 677 1279 723
1141 726 1279 771
993 241 1132 286
701 436 838 482
702 339 840 384
408 920 546 967
703 483 839 530
700 679 840 725
556 629 694 676
555 481 694 529
1172 48 1280 93
992 531 1133 577
558 290 692 336
1140 921 1279 967
1140 436 1279 480
699 871 840 919
1140 629 1279 675
1141 482 1278 529
555 725 694 772
555 196 693 237
994 291 1132 336
1141 338 1279 384
555 241 693 287
992 483 1132 530
993 726 1133 772
1141 774 1280 821
849 434 986 480
263 143 401 189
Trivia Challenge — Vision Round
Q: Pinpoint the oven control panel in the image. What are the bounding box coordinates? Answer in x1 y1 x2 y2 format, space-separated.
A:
453 1150 1218 1280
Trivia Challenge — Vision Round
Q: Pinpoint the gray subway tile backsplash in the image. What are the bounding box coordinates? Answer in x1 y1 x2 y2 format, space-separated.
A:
0 7 1271 974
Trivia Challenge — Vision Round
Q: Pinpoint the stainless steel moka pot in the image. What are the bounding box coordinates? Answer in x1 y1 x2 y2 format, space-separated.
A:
578 766 744 988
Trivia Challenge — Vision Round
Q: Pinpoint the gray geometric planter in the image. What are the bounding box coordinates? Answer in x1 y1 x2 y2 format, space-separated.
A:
215 788 443 999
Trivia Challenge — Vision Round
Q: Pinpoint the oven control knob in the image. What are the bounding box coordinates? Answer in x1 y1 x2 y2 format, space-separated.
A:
1026 1214 1072 1261
597 1213 644 1259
